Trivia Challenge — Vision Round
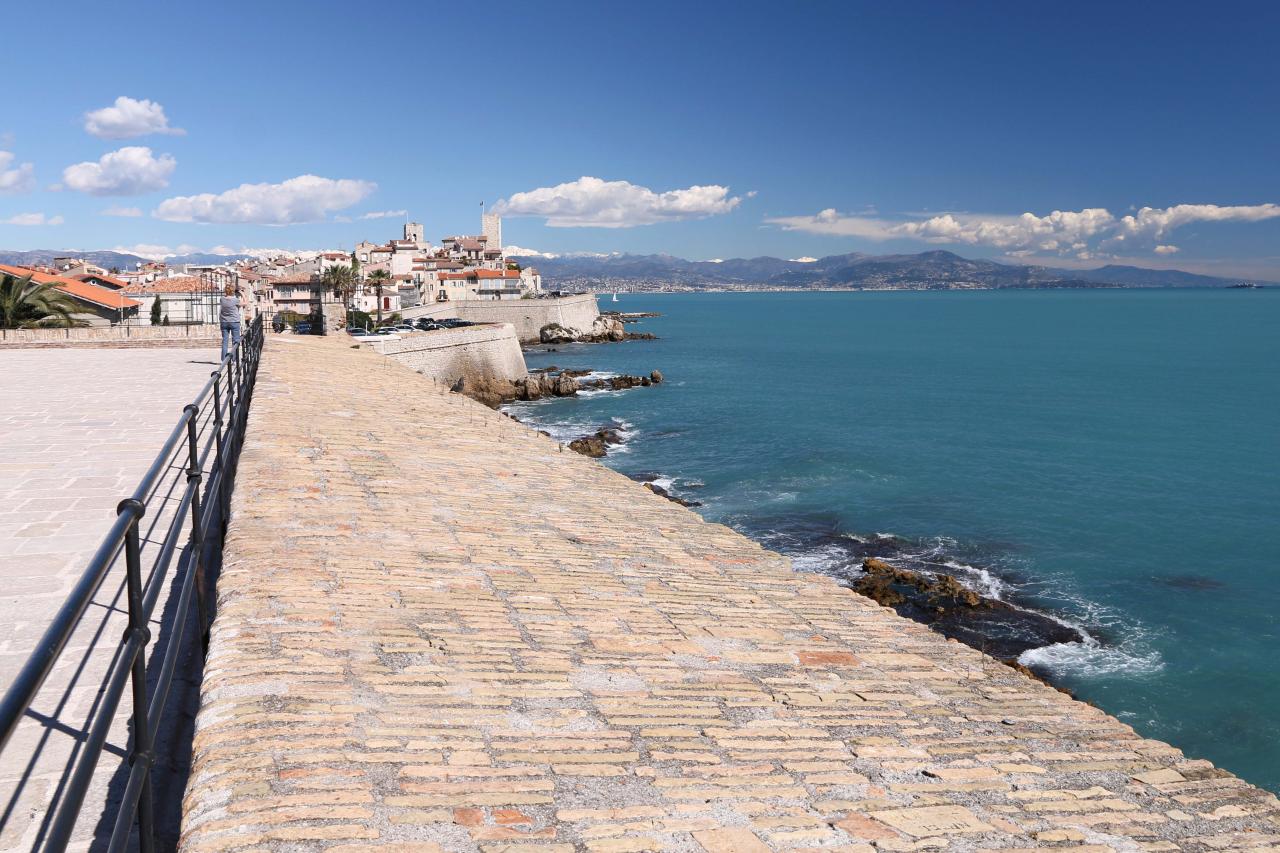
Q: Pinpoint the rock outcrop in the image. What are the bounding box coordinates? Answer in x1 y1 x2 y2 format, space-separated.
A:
850 556 1083 659
451 375 518 409
538 315 646 345
568 426 625 458
539 323 579 344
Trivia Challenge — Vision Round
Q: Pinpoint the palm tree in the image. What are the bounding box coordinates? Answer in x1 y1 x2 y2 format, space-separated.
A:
0 272 85 329
367 269 391 326
321 263 355 321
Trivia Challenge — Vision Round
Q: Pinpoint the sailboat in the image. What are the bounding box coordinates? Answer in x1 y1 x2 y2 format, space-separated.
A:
611 292 619 302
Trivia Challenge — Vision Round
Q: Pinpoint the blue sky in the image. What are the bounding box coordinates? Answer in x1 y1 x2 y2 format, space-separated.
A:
3 0 1279 277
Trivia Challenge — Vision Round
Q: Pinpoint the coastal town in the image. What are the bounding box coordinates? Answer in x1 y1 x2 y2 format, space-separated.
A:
0 212 546 332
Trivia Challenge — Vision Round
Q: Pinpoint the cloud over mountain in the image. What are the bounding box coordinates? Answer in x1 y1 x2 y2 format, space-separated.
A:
153 175 376 225
83 96 185 139
768 203 1280 258
493 176 742 227
63 146 176 196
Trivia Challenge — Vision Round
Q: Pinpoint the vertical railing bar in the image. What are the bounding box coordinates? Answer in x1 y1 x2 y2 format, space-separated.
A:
182 404 210 648
120 504 157 853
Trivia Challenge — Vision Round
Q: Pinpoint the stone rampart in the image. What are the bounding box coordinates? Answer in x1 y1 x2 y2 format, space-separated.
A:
451 293 600 342
179 336 1280 852
399 302 460 322
0 324 220 348
366 323 526 383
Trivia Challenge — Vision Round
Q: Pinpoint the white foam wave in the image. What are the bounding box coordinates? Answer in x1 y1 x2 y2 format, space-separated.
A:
650 476 675 491
1019 639 1164 678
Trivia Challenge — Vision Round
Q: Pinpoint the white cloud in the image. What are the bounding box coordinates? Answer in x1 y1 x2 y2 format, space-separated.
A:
63 147 176 196
789 256 819 263
1153 244 1180 255
359 209 408 220
109 242 206 259
3 212 63 226
84 96 185 139
0 151 35 194
153 174 376 225
504 245 559 258
111 243 175 259
492 176 742 227
102 205 143 217
769 203 1280 258
1111 203 1280 243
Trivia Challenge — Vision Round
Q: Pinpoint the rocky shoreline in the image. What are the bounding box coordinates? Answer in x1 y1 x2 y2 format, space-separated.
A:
537 314 657 345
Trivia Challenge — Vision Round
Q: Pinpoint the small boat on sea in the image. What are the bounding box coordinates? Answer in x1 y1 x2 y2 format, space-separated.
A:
612 292 620 302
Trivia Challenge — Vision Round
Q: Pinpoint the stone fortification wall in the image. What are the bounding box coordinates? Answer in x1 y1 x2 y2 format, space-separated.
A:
452 293 600 342
0 324 219 348
180 335 1280 853
367 322 526 383
398 302 460 322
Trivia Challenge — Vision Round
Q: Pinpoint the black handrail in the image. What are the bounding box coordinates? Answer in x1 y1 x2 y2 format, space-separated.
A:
0 314 265 852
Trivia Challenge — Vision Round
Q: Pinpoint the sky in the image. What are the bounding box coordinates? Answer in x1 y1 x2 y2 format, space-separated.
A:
3 0 1280 278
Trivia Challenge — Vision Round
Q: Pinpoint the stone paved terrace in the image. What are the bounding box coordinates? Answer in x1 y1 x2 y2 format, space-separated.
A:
0 347 219 851
181 336 1280 852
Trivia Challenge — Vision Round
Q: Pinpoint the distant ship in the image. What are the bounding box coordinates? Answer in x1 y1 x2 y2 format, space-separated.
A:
1228 282 1263 289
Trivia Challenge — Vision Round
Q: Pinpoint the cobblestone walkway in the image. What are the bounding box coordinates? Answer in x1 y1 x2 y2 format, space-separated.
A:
182 337 1280 852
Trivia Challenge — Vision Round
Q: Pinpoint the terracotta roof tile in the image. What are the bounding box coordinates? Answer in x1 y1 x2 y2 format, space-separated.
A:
0 264 142 310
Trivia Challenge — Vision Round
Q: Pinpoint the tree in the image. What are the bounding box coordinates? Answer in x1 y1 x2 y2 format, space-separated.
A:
321 264 355 318
150 297 162 326
0 272 84 329
367 269 391 326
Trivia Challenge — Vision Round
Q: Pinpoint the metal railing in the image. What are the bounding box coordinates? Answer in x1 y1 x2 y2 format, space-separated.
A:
0 314 265 851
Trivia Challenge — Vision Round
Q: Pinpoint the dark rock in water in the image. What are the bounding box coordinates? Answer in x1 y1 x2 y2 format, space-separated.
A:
567 425 626 458
850 556 1083 659
562 368 592 378
626 471 665 483
644 482 702 507
650 370 664 384
625 331 657 340
1157 574 1226 591
568 436 607 457
578 373 661 392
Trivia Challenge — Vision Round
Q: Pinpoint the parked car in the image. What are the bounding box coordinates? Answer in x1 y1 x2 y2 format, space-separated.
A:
393 324 416 333
414 319 442 331
437 318 475 328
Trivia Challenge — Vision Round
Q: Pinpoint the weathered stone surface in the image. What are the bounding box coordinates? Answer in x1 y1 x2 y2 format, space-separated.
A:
179 336 1280 852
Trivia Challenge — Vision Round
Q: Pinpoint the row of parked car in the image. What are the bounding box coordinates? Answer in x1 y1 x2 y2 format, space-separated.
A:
346 316 476 341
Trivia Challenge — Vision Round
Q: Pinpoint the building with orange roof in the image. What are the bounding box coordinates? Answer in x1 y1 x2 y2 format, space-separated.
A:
0 264 141 325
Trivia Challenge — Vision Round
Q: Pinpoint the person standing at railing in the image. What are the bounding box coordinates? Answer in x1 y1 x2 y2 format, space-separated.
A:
219 284 243 360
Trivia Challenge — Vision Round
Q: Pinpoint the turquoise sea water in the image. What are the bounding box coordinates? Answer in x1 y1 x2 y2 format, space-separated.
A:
506 290 1280 792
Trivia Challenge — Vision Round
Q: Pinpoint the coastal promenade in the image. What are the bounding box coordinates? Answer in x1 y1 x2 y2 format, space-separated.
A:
181 336 1280 852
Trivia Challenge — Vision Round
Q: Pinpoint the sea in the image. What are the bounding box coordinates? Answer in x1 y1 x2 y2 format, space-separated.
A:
504 289 1280 793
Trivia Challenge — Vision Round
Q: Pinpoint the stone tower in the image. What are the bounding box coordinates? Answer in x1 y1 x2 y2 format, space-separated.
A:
481 213 502 250
404 221 424 245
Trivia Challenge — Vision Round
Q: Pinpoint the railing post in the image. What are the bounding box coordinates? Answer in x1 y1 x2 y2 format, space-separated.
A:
118 499 156 853
182 405 210 650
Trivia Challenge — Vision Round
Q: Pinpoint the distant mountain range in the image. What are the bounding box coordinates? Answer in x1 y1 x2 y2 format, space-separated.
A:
0 246 1268 290
0 248 252 270
507 249 1271 291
